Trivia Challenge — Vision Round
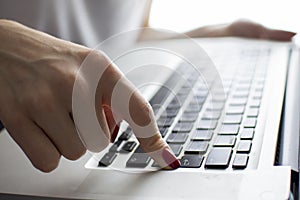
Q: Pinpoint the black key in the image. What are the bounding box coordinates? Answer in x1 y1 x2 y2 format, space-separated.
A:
121 141 137 153
190 96 206 105
162 108 179 118
157 117 174 127
134 145 145 153
167 133 188 144
191 130 213 141
179 112 199 122
240 128 254 140
167 98 181 109
214 135 236 147
184 104 202 113
237 140 252 153
180 155 204 168
232 154 248 169
253 91 263 99
158 126 169 138
169 144 183 156
247 108 259 117
172 122 194 133
98 152 117 167
223 115 242 124
226 106 245 114
206 102 224 111
219 124 240 135
211 94 226 102
202 110 221 120
149 85 171 106
197 119 218 130
249 99 261 108
109 140 123 152
233 91 249 98
126 153 151 168
205 147 232 169
119 130 133 141
243 118 257 128
229 98 247 106
185 141 209 154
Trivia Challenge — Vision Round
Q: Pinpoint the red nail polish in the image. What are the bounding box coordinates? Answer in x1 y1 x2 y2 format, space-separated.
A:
162 148 180 169
110 125 119 143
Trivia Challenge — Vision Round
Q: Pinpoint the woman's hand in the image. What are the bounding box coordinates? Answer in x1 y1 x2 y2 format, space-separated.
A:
0 20 179 172
185 19 296 41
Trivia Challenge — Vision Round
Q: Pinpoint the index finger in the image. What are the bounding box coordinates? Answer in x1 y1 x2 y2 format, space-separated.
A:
73 51 180 169
106 65 180 170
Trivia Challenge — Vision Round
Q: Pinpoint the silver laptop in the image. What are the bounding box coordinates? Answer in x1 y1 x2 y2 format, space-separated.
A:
0 37 299 200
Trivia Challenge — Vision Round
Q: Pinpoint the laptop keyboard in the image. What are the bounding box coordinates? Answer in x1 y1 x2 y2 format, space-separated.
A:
98 47 270 170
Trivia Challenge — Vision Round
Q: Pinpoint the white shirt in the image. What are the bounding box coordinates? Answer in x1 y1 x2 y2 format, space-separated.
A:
0 0 151 48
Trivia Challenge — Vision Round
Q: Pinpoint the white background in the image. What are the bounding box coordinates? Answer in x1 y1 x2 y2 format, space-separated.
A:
149 0 300 33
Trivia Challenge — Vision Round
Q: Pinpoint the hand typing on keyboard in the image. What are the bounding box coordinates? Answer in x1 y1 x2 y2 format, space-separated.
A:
0 20 180 172
0 18 295 173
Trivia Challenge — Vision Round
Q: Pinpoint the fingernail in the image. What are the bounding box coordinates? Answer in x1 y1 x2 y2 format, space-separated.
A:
110 124 120 143
162 148 180 169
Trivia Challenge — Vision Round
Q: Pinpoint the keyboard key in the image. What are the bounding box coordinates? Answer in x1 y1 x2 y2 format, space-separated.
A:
226 106 245 114
98 152 117 167
184 104 202 113
179 112 199 122
185 141 209 154
158 126 169 138
211 94 226 102
169 144 183 156
206 102 224 111
202 110 221 120
157 117 174 127
197 119 218 130
243 118 257 128
191 130 213 141
109 140 123 152
240 128 254 139
205 147 232 169
119 130 133 141
223 114 242 124
249 99 261 108
214 135 236 147
166 102 180 109
219 124 240 135
229 98 247 106
164 108 180 117
167 133 188 143
180 155 204 168
173 122 194 132
121 141 137 153
232 154 248 169
247 108 259 117
126 153 151 168
233 91 249 98
190 96 206 105
252 91 263 99
134 145 145 153
237 140 252 153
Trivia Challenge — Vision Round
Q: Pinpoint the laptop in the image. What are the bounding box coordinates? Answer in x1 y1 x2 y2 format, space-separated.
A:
0 36 299 200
